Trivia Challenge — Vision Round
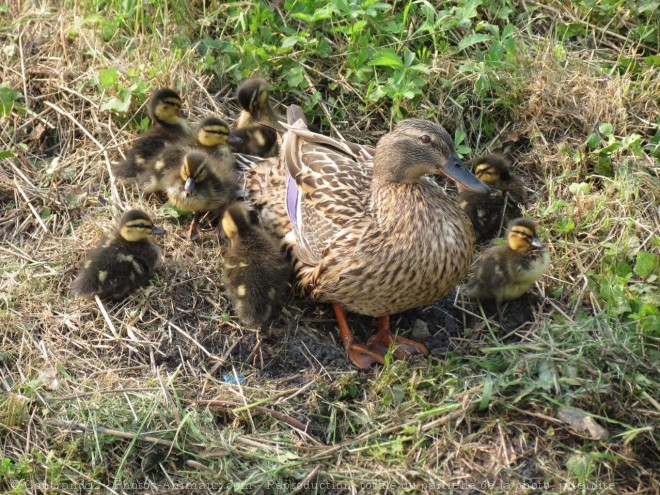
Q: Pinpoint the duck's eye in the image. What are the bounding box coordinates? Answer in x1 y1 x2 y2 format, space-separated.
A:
419 135 431 144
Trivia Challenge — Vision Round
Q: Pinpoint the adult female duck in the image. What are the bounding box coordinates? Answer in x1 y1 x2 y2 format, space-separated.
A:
248 106 488 368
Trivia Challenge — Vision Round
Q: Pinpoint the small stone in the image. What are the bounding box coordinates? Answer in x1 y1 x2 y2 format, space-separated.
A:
411 319 431 340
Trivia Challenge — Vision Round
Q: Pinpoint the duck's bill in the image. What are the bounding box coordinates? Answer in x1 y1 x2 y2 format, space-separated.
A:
531 236 543 248
151 225 166 235
184 177 196 193
436 154 489 193
228 134 243 144
178 108 189 119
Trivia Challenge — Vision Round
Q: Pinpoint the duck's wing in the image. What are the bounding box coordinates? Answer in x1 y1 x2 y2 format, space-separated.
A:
283 105 372 266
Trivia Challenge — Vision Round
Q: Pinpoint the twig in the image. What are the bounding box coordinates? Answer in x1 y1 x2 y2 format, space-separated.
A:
198 399 310 434
291 465 322 495
46 419 175 447
95 295 120 339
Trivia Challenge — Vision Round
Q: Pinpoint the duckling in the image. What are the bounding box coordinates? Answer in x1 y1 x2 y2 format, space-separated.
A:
457 154 527 244
465 218 549 321
194 116 242 167
164 150 239 239
137 117 242 194
72 210 165 299
221 202 292 326
230 78 282 158
112 88 190 180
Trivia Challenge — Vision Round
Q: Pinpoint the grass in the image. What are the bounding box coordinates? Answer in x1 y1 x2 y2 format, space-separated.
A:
1 0 658 493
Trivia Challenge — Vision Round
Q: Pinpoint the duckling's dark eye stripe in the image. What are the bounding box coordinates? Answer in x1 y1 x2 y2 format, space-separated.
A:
125 220 152 229
204 126 229 135
163 98 181 106
511 229 531 237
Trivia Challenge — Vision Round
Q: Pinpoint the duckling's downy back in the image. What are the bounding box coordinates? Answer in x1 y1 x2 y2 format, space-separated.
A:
222 203 291 326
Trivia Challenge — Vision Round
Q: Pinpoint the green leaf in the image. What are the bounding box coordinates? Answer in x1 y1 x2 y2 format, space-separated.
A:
598 123 614 135
457 33 493 51
569 182 590 195
454 129 467 146
0 150 14 159
159 203 191 218
99 67 119 90
0 85 23 117
634 252 658 279
369 49 403 68
479 372 493 410
586 132 601 148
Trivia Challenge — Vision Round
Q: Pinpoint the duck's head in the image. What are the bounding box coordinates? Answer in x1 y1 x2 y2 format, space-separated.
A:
373 119 488 193
196 117 242 147
148 88 187 125
221 202 260 248
507 218 543 253
119 209 165 242
237 78 270 122
180 151 210 195
472 154 512 184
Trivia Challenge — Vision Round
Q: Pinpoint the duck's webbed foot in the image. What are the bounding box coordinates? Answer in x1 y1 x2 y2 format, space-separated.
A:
367 315 429 358
333 303 384 369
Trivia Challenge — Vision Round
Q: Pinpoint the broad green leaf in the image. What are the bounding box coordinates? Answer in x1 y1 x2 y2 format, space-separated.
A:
0 86 23 117
100 96 130 113
457 33 493 51
586 132 601 148
369 49 403 68
99 67 119 90
634 252 658 279
598 123 614 135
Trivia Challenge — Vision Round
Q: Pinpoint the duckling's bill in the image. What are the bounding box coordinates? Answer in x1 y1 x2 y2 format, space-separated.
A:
437 154 489 193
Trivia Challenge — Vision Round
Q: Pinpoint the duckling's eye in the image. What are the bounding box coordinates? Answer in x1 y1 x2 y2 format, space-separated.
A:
419 135 431 144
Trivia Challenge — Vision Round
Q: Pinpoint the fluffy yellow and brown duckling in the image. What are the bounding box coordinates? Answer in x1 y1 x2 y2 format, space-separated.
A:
230 78 282 158
465 218 549 320
457 153 527 244
221 202 292 326
137 116 241 194
112 88 190 180
243 105 489 369
194 116 242 166
72 210 165 299
164 150 240 239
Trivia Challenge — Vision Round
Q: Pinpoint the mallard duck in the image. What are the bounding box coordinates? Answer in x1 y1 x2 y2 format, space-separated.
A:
72 209 165 298
221 202 292 326
112 88 190 180
457 153 527 244
465 217 549 320
164 150 239 239
245 105 488 368
137 116 242 194
230 78 282 158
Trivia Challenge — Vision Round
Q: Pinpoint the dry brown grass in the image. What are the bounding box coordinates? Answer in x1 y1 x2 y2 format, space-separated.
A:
1 2 658 494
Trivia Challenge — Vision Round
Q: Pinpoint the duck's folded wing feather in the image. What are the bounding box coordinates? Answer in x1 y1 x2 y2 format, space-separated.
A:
283 109 372 266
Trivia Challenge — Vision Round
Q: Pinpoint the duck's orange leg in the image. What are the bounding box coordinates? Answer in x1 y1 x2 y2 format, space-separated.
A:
333 303 384 369
367 315 429 358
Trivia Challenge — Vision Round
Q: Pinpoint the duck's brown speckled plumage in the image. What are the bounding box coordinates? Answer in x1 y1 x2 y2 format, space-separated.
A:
244 106 488 367
250 108 480 316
